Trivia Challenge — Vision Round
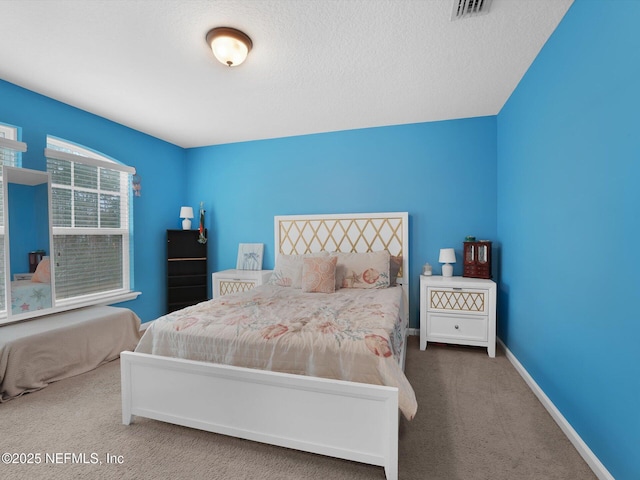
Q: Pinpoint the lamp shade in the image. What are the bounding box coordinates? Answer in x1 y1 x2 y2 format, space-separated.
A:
179 206 194 219
439 248 456 264
206 27 252 67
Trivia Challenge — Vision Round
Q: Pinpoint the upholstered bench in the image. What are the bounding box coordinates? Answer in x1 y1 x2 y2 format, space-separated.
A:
0 305 141 401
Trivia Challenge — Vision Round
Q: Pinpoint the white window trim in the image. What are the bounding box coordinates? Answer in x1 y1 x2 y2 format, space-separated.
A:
0 124 18 140
45 137 138 310
0 125 28 320
0 137 27 153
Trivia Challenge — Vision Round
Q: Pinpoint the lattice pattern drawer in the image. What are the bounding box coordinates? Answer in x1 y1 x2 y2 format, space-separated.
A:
428 289 486 313
219 280 256 296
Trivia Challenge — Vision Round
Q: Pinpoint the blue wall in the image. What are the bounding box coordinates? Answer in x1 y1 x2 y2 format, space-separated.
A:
497 1 640 478
186 117 498 327
4 2 635 475
0 79 188 322
7 183 48 275
1 79 498 327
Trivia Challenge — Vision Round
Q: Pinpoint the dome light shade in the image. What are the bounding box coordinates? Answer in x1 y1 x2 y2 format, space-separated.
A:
206 27 252 67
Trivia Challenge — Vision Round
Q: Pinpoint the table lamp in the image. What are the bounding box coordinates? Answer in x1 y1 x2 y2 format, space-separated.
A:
439 248 456 277
180 206 194 230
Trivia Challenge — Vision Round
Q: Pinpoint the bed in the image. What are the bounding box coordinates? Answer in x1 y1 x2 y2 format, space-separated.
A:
121 212 412 479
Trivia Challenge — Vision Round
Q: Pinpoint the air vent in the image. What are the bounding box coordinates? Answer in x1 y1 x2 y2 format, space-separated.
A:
451 0 493 21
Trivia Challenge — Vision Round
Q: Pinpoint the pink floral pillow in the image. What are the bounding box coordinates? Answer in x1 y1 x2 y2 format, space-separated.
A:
302 256 337 294
31 257 51 283
269 252 329 288
334 250 390 289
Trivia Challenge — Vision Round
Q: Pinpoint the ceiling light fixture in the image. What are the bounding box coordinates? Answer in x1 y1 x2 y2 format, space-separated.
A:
206 27 252 67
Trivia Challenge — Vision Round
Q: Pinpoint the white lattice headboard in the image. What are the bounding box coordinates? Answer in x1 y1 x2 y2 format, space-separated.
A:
274 212 409 322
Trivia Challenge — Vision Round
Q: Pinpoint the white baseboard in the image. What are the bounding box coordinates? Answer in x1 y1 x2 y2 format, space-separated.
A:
407 327 419 336
497 338 614 480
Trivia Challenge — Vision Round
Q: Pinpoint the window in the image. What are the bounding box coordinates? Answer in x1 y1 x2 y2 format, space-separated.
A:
0 123 24 168
45 137 136 307
0 123 26 315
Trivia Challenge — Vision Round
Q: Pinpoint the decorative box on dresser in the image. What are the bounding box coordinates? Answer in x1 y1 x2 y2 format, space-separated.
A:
420 275 497 357
166 229 208 313
212 269 272 298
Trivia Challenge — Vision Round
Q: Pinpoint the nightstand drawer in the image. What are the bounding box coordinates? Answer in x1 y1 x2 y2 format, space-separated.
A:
212 269 272 298
427 287 488 315
427 314 488 342
219 279 258 296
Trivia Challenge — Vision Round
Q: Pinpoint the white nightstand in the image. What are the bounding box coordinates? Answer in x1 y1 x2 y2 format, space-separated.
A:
420 275 496 357
212 269 273 298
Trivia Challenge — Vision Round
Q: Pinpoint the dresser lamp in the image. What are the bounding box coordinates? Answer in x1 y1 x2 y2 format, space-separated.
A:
180 206 194 230
439 248 456 277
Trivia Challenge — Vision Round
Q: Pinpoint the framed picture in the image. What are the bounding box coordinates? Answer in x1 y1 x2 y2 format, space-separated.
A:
236 243 264 270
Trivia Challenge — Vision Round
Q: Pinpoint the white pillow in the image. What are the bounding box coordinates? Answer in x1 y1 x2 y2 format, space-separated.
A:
334 250 391 289
269 252 329 288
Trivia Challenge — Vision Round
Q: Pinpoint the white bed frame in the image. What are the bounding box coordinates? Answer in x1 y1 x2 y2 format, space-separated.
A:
121 212 409 479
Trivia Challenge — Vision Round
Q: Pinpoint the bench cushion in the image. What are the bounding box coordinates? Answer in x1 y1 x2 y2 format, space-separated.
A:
0 306 141 401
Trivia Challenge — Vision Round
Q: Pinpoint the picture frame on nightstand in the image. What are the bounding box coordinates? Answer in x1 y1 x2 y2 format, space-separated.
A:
236 243 264 270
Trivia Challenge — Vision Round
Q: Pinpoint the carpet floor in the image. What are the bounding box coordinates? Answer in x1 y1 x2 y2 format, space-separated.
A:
0 336 596 479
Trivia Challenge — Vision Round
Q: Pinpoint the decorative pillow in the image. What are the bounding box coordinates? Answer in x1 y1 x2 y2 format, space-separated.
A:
31 257 51 283
389 255 402 286
335 250 390 289
268 252 329 288
302 256 337 294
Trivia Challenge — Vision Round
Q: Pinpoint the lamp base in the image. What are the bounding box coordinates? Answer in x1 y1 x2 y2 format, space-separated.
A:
442 263 453 277
182 218 192 230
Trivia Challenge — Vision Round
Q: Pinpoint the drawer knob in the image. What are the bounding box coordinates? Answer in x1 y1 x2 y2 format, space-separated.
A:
455 325 459 330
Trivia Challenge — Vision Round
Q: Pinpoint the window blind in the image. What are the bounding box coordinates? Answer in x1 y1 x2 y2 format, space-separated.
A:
45 142 134 304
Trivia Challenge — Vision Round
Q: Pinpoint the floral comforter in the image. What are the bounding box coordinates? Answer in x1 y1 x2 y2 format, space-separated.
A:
136 284 417 419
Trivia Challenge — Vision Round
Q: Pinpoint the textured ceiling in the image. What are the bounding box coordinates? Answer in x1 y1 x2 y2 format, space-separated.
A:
0 0 573 148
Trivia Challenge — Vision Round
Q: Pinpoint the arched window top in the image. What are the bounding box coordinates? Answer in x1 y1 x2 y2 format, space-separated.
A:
45 136 135 174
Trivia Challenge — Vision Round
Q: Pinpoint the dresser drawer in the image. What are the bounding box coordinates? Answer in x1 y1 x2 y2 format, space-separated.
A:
427 313 488 342
427 287 488 315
